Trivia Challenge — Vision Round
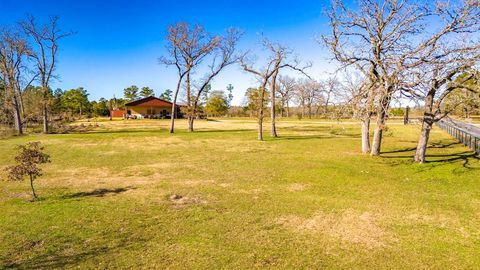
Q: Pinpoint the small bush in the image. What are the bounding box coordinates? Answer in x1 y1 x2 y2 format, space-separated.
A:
7 142 50 201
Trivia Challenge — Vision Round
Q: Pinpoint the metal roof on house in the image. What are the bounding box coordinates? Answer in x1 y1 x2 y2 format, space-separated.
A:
125 96 173 107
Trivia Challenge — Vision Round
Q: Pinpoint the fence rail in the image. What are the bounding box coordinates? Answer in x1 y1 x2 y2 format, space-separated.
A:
437 119 480 154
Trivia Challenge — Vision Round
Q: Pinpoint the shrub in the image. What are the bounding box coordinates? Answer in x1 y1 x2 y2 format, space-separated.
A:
7 142 50 201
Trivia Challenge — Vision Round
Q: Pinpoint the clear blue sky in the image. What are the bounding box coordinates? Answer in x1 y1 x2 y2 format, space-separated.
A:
1 0 337 105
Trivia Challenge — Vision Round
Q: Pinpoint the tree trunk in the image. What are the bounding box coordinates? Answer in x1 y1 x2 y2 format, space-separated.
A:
12 94 23 135
188 116 194 132
29 175 37 200
301 101 305 119
414 120 433 163
371 94 391 156
370 113 385 156
258 87 266 141
404 106 410 125
258 112 263 141
42 103 49 134
286 101 290 118
361 113 371 154
169 76 183 134
324 96 330 116
414 90 435 163
185 73 192 133
169 102 176 133
270 72 278 137
41 85 49 134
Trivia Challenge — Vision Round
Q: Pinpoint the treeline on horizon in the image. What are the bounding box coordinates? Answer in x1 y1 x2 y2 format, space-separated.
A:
1 65 479 131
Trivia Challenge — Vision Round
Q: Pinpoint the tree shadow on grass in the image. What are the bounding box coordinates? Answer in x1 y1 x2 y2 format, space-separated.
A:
62 186 136 199
381 141 462 154
273 133 361 141
424 152 479 169
191 128 254 134
3 246 110 269
2 235 149 269
77 129 165 135
383 150 479 169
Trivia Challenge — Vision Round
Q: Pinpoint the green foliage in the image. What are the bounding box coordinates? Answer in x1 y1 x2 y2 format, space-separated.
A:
7 141 50 200
22 86 46 122
61 88 90 116
202 84 211 100
110 97 126 109
123 85 139 101
243 87 269 116
205 90 229 116
0 82 13 126
389 108 405 117
51 88 64 114
159 89 172 101
140 87 154 98
443 72 480 117
91 98 110 117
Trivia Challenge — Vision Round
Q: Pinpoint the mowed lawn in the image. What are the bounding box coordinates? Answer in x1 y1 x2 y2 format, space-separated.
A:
0 119 479 269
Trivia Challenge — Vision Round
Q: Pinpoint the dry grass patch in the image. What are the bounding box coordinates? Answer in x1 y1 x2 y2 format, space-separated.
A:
403 211 472 238
50 166 170 189
277 209 394 249
111 136 186 149
168 194 207 207
286 183 309 192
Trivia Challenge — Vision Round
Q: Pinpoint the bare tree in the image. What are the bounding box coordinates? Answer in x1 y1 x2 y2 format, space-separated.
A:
159 22 219 133
277 75 296 117
321 77 342 117
340 70 373 152
391 0 480 163
186 28 242 132
322 0 431 155
293 78 322 119
20 15 72 134
241 39 309 140
0 27 29 135
414 69 479 163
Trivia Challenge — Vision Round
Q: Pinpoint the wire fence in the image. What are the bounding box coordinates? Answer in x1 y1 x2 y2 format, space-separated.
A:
437 119 480 154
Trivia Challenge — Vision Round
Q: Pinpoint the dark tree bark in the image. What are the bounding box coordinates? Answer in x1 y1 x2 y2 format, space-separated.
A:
414 89 435 163
404 106 410 125
12 94 23 134
371 93 392 156
169 77 183 133
29 174 37 199
270 70 279 137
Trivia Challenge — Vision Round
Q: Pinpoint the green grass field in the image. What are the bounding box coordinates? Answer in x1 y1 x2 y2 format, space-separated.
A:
1 119 479 269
